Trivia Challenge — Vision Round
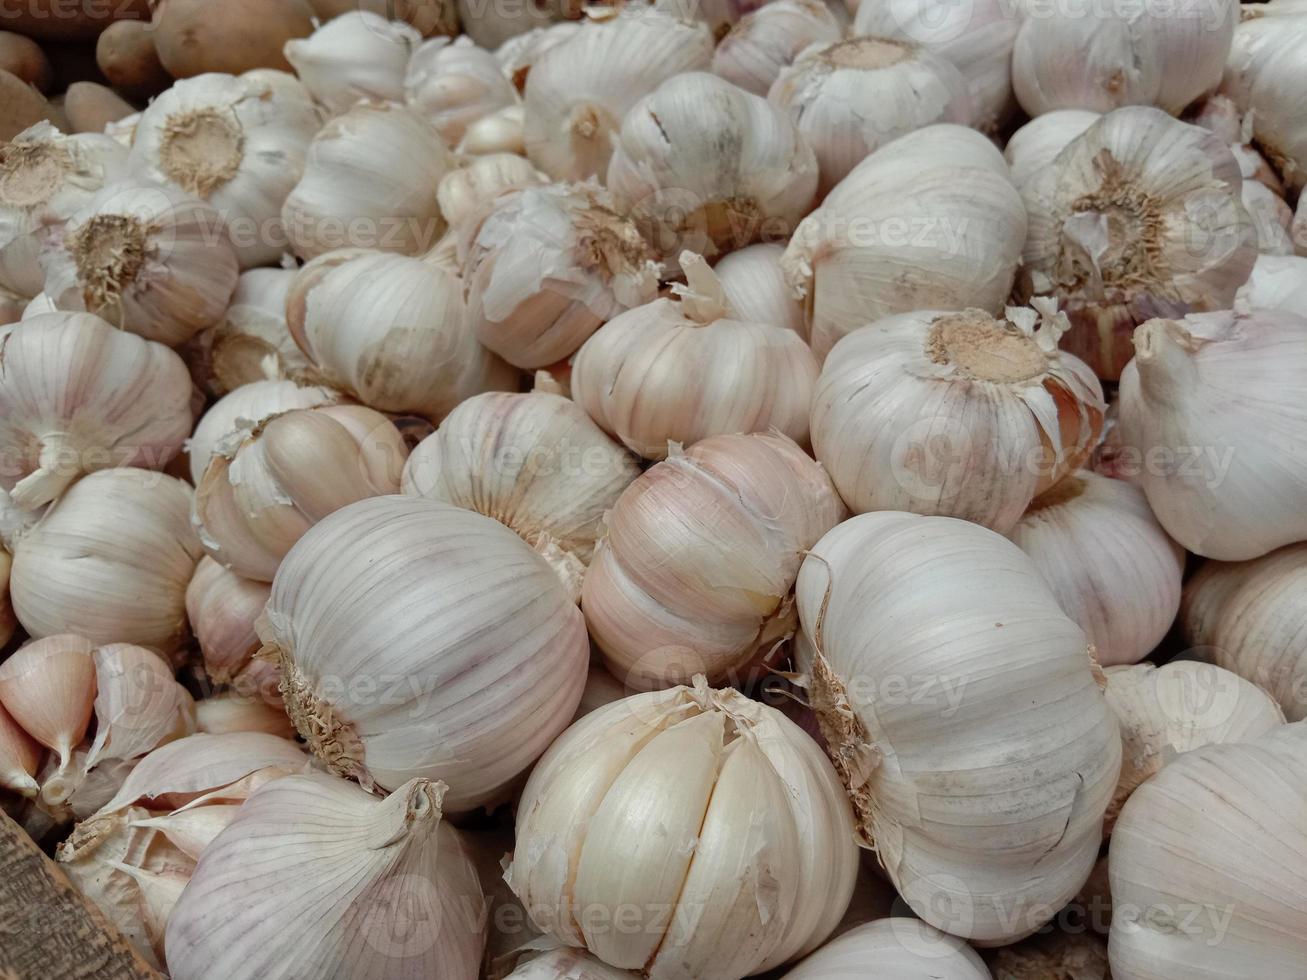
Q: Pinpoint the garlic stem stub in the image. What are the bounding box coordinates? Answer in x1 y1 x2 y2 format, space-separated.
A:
711 0 842 97
283 11 420 114
781 919 990 979
0 696 42 797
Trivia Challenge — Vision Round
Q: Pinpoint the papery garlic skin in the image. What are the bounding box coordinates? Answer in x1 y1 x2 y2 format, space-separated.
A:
794 512 1121 943
0 697 42 797
714 242 805 337
1242 179 1296 255
284 12 420 114
509 681 858 977
1235 253 1307 314
505 948 633 980
781 919 990 979
436 154 546 233
460 0 567 50
405 36 519 148
0 312 192 510
194 693 293 739
495 21 581 92
712 0 841 97
989 930 1109 980
1004 109 1100 188
1118 310 1307 560
259 496 588 811
1108 723 1307 979
1221 14 1307 192
1009 471 1183 667
458 103 526 156
583 433 845 690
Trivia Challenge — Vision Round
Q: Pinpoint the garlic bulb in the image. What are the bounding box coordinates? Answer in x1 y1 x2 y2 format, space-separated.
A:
1118 310 1307 559
282 101 455 260
583 433 845 690
461 181 660 369
0 311 192 510
1019 107 1257 380
0 634 94 775
572 254 819 459
0 698 41 797
127 71 322 268
781 919 990 979
186 558 272 691
1182 543 1307 722
811 305 1104 532
1108 723 1307 978
405 36 519 147
509 680 858 977
1008 471 1184 666
7 469 203 650
0 122 128 299
194 404 408 581
436 154 546 233
768 37 972 195
284 12 420 113
711 0 842 97
1221 14 1307 192
287 249 516 419
1003 109 1100 188
495 21 582 92
506 948 632 980
606 72 818 266
1236 253 1307 313
1241 178 1296 255
794 512 1121 943
259 495 588 810
460 0 567 49
522 8 714 181
714 242 805 337
459 103 526 156
784 125 1027 356
194 692 293 739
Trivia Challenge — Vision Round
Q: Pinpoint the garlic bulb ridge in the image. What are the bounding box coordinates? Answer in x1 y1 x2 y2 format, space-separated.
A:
284 12 420 114
712 0 842 97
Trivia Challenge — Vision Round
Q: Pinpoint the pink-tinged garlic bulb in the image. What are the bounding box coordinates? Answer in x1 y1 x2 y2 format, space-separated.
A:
1221 12 1307 192
1019 107 1257 380
711 0 842 97
782 919 990 979
1235 253 1307 314
1009 471 1184 667
811 304 1104 533
768 37 973 195
714 243 806 337
583 432 846 690
283 12 420 114
572 253 819 459
258 496 589 811
460 0 567 50
435 154 546 234
1118 310 1307 559
1003 109 1100 188
460 182 660 369
405 36 519 147
0 312 192 511
0 634 95 778
185 557 274 694
194 405 408 582
0 698 41 797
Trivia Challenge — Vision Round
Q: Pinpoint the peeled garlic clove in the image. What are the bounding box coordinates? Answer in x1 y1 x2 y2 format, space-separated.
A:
714 242 806 337
583 432 845 690
505 948 632 979
1009 471 1183 667
82 643 195 778
0 692 44 797
436 153 546 233
166 774 486 980
794 513 1122 943
0 312 193 511
1003 109 1101 188
284 12 420 114
405 35 519 147
781 919 990 979
194 693 293 739
1221 13 1307 192
129 804 242 861
711 0 842 97
185 557 271 688
0 634 94 777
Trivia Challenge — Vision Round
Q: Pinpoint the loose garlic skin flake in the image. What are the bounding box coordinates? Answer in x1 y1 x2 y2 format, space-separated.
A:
711 0 842 97
509 682 858 979
781 919 990 979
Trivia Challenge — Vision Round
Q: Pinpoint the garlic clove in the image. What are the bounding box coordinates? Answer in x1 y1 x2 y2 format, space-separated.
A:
1242 180 1296 255
81 643 195 778
185 557 273 688
711 0 842 97
1220 13 1307 193
713 242 806 337
129 804 243 861
109 860 189 964
436 154 546 234
194 692 294 739
284 12 420 114
458 102 527 156
0 697 43 797
495 21 582 93
505 948 633 979
781 919 990 979
405 35 519 147
0 633 95 774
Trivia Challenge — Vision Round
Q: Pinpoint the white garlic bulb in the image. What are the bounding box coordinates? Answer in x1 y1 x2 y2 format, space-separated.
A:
282 100 455 260
782 919 990 979
1009 471 1184 667
459 0 567 50
1235 253 1307 313
461 181 660 369
572 253 819 459
794 512 1121 943
405 35 519 148
436 154 546 233
259 495 588 811
583 432 845 690
1221 13 1307 192
194 405 408 582
495 21 581 92
784 125 1027 356
185 557 274 694
505 948 632 980
1003 109 1100 188
0 312 192 510
606 72 818 266
127 71 322 268
458 102 526 156
1019 106 1257 380
711 0 842 97
509 680 858 977
522 7 714 181
40 179 240 347
284 11 420 113
166 774 485 980
1118 309 1307 559
1108 723 1307 978
714 242 805 337
1242 180 1296 255
7 469 203 650
769 37 973 195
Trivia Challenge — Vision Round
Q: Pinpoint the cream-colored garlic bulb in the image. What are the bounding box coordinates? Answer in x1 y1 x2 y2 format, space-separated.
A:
509 680 858 977
712 0 842 97
287 249 516 419
495 21 582 92
1221 14 1307 192
522 7 714 181
460 181 660 369
284 12 420 113
0 312 192 510
1019 107 1257 380
258 495 588 810
782 919 990 979
405 35 519 147
794 512 1121 943
1009 471 1184 666
784 125 1027 355
768 37 972 195
1182 543 1307 722
459 103 526 156
606 72 817 266
127 71 322 268
194 692 293 739
40 179 239 346
6 469 203 650
436 154 546 233
0 122 128 299
505 948 632 980
282 100 455 260
811 305 1104 532
1003 109 1100 188
1235 253 1307 313
194 404 408 581
572 253 819 459
1118 310 1307 559
0 635 94 776
0 698 41 797
186 557 272 691
1108 723 1307 978
583 433 845 690
714 242 805 337
1242 179 1296 254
